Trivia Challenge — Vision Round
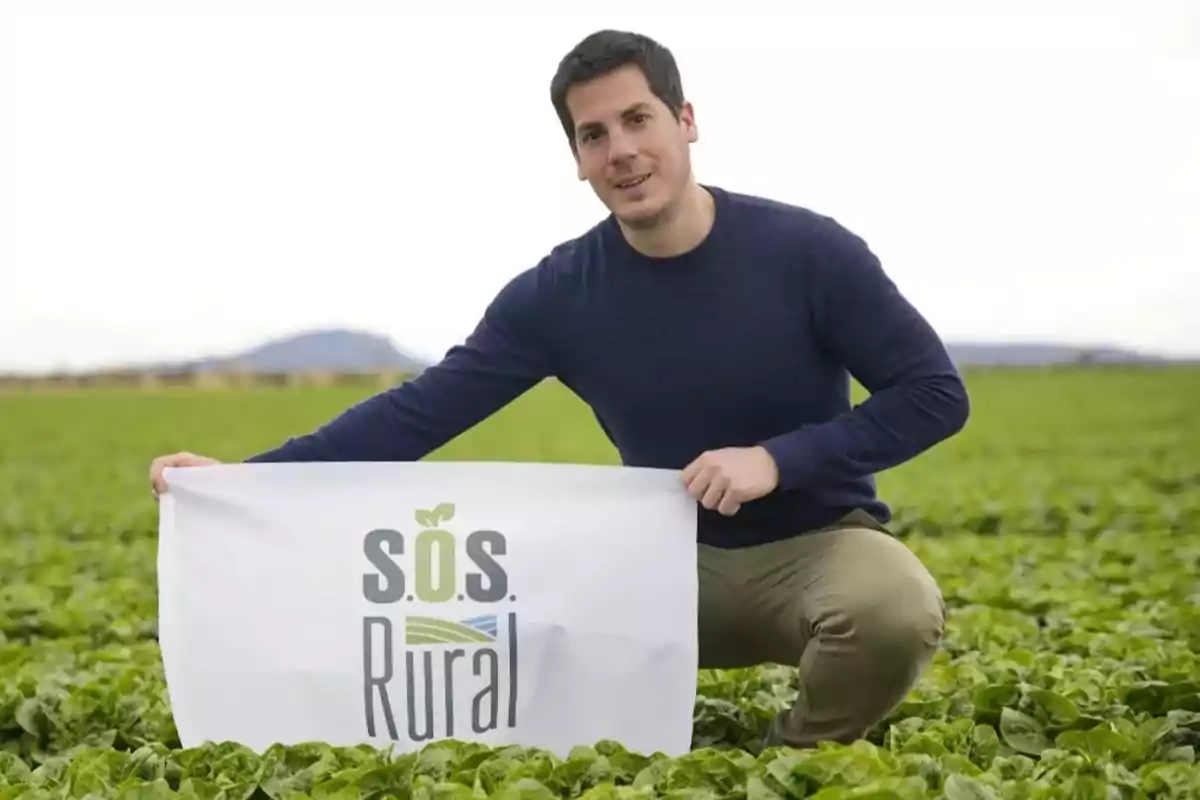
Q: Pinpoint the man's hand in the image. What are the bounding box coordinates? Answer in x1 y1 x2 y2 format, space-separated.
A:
149 451 221 500
681 446 780 516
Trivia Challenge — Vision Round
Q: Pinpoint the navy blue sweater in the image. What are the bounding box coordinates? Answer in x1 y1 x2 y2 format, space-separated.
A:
247 186 969 547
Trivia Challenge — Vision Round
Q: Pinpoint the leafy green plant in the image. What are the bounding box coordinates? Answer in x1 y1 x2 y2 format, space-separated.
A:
0 367 1197 796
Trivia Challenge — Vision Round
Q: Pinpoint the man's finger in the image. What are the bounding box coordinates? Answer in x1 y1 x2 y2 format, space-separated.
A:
717 493 741 516
700 475 729 510
686 466 715 500
680 453 708 486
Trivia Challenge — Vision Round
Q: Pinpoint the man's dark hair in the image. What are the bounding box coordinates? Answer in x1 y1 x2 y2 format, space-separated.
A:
550 29 685 151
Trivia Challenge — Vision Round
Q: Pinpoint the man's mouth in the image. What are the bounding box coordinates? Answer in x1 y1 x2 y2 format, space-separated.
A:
615 174 650 190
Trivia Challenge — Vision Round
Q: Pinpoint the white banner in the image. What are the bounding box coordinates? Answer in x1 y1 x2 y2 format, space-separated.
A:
156 461 699 757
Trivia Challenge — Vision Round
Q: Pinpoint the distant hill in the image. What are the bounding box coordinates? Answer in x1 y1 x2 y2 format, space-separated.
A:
946 342 1172 366
1 328 1191 382
188 332 1180 373
191 332 1168 374
159 329 429 374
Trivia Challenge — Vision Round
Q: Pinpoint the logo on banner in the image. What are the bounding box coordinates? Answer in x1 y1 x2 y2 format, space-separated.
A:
361 502 517 742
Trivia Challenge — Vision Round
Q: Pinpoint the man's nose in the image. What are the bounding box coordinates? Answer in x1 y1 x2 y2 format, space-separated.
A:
607 127 638 161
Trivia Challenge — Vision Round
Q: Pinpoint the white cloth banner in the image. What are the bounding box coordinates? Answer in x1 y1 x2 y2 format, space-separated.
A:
157 461 699 757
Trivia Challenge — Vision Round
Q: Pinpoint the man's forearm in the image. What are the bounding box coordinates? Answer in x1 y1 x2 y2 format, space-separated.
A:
760 369 969 492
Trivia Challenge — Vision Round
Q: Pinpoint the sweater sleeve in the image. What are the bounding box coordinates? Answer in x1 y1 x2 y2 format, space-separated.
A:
758 218 970 492
245 265 557 463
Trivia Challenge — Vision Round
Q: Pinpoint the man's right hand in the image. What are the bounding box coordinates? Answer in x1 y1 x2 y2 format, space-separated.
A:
150 452 221 500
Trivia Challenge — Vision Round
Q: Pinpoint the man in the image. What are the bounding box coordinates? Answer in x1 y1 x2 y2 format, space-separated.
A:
150 29 968 750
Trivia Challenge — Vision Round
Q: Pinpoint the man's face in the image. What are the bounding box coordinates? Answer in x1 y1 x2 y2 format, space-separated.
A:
565 64 697 228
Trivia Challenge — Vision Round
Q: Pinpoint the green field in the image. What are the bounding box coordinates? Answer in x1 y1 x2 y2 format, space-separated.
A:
1 367 1198 798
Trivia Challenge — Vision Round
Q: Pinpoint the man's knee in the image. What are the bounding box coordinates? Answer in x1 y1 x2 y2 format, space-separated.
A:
849 575 944 664
819 541 946 674
811 527 950 666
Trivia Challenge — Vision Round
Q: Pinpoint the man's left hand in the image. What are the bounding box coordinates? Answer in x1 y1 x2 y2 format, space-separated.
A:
681 446 780 516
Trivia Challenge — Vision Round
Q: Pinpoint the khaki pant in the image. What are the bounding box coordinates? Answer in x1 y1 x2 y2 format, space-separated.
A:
698 509 946 749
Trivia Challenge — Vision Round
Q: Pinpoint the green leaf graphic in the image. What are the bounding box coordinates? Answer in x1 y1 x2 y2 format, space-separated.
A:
433 502 455 524
415 503 454 528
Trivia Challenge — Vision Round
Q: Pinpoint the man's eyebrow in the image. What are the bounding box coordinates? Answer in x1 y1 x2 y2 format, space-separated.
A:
576 103 655 136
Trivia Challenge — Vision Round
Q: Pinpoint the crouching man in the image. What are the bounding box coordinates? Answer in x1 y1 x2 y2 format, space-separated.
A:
150 28 967 750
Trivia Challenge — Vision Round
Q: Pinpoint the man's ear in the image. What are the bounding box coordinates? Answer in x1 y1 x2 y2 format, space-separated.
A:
680 101 698 143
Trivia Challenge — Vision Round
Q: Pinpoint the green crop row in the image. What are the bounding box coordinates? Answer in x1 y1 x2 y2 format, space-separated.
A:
0 366 1197 797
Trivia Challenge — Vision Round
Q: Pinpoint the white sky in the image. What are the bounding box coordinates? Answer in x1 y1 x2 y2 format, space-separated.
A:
1 0 1197 373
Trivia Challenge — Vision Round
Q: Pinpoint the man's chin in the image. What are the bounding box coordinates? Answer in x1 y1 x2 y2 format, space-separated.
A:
610 197 665 229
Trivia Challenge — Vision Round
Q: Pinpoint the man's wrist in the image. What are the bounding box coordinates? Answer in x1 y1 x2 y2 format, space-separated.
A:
757 431 820 493
753 444 781 490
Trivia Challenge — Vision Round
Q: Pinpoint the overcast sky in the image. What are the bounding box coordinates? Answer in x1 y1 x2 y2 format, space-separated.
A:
2 0 1197 373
